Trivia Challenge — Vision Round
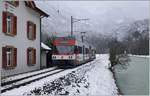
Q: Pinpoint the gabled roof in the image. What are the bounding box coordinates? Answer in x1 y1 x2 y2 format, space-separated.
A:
25 1 49 17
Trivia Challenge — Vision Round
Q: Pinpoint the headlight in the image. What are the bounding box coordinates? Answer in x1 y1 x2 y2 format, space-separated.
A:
69 56 72 59
52 56 56 59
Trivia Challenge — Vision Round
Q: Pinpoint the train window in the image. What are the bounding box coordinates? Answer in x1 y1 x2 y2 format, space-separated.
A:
52 46 58 54
92 50 96 56
83 46 85 54
54 46 74 54
74 46 79 53
78 46 82 53
85 48 89 54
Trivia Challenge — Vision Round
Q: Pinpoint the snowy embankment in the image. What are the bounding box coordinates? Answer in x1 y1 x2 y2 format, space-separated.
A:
87 54 118 96
128 54 149 58
2 54 118 96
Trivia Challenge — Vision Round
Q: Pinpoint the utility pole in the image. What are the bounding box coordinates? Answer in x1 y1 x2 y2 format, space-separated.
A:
81 32 87 61
70 16 89 36
81 32 86 43
71 16 73 36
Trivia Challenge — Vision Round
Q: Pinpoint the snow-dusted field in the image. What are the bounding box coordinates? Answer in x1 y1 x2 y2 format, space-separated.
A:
2 54 118 96
128 54 149 58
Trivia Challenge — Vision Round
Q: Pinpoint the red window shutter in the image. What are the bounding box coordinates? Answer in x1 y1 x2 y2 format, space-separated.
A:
33 49 36 64
13 15 17 36
13 48 17 67
33 24 36 39
27 21 30 38
2 11 7 33
27 48 29 65
2 47 7 69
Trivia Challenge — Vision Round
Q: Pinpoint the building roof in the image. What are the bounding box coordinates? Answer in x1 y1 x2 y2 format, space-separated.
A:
41 43 51 50
25 1 49 17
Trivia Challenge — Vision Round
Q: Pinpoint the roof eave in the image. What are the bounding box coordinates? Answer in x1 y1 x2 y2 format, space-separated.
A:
35 7 49 17
25 1 49 17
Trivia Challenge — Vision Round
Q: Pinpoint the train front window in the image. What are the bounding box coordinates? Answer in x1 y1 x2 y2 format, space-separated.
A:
55 46 74 54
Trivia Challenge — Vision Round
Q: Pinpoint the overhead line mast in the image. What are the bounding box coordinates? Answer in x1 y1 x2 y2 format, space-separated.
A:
71 16 89 36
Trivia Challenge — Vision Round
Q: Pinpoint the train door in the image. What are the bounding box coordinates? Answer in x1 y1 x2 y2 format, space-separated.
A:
83 45 85 61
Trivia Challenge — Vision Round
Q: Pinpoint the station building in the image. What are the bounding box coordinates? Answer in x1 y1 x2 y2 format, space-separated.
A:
0 1 49 77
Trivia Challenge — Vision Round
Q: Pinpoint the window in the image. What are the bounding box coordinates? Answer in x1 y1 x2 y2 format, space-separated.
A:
28 49 33 64
56 46 74 54
7 1 19 7
2 46 17 69
27 48 36 65
83 46 85 54
7 15 12 34
2 11 17 36
78 46 82 53
74 46 79 53
85 48 89 54
92 50 95 56
6 48 13 67
27 21 36 40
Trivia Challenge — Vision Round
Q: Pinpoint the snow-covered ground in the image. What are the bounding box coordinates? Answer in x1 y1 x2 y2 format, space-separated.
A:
2 54 118 96
87 54 118 96
128 54 149 58
2 67 57 83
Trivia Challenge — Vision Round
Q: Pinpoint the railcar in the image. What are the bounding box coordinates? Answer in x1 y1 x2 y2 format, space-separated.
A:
51 36 96 68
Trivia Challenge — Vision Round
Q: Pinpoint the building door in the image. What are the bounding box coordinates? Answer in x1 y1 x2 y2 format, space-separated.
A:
46 51 52 67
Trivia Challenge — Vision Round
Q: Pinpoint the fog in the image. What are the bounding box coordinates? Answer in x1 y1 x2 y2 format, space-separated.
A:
35 1 149 38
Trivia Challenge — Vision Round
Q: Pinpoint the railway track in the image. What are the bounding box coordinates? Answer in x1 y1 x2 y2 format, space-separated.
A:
1 59 97 93
1 67 65 93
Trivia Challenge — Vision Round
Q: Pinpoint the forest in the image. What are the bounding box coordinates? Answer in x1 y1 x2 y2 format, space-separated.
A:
86 19 149 55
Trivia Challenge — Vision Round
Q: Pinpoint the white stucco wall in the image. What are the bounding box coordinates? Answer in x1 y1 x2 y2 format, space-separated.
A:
0 1 41 77
41 51 47 68
0 1 2 72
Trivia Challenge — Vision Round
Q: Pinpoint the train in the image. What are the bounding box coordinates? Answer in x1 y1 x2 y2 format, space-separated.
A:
51 36 96 68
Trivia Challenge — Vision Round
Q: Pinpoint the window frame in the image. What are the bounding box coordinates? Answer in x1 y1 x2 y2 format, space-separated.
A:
6 47 14 67
2 46 17 69
27 21 36 40
2 11 17 36
6 13 13 35
27 47 36 66
79 46 82 53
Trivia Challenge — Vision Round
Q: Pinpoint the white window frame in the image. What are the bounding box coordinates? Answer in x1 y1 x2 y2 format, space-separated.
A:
6 15 12 34
28 49 33 65
6 47 14 67
27 21 35 40
29 24 34 39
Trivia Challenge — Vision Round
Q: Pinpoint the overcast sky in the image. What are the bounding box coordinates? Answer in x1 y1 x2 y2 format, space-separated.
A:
36 1 149 36
40 1 149 19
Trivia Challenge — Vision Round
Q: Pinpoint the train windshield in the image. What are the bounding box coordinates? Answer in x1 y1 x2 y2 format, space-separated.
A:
54 45 74 54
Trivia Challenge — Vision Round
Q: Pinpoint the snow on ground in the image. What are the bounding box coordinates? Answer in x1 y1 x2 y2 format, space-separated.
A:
2 54 118 96
2 67 57 83
87 54 118 96
128 54 149 58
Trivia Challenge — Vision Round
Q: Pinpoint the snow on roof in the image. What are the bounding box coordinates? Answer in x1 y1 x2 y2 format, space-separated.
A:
25 1 49 17
41 43 51 50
